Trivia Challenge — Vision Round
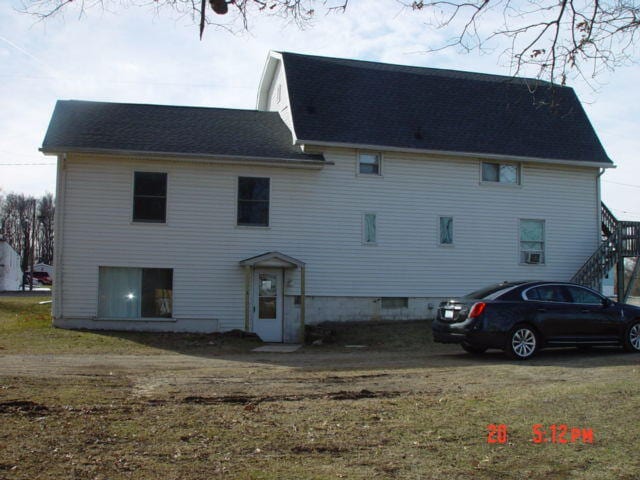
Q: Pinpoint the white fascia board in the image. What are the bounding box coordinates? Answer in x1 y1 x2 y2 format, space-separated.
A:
256 51 282 111
40 147 331 169
296 139 615 169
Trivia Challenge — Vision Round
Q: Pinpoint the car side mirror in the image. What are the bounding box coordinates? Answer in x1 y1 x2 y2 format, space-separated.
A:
602 297 612 308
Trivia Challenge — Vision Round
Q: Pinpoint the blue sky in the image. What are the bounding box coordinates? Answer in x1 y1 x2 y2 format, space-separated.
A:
1 1 639 220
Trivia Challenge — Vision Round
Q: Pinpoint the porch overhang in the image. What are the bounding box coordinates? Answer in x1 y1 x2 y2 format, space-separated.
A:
239 251 305 269
239 251 306 343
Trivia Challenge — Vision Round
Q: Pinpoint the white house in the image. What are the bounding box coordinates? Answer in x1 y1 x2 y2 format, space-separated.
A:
41 52 613 342
33 262 54 277
0 237 22 292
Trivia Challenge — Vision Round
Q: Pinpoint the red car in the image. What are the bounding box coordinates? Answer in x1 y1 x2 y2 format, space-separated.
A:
28 271 52 285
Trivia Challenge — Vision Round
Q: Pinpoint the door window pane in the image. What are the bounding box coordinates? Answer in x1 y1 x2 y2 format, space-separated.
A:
439 216 453 244
238 177 270 226
258 273 277 319
133 172 167 222
141 268 173 317
527 285 569 302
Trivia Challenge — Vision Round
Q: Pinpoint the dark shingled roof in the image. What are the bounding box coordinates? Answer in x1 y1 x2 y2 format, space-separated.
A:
42 100 323 162
281 52 612 164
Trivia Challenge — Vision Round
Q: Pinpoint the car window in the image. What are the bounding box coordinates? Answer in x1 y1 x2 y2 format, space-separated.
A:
466 282 524 299
566 286 603 305
525 285 571 303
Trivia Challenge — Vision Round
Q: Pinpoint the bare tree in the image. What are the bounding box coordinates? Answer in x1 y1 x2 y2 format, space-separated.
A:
37 193 55 265
17 0 640 85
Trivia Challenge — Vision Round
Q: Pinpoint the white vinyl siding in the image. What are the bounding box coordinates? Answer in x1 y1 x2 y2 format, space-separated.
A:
57 152 599 331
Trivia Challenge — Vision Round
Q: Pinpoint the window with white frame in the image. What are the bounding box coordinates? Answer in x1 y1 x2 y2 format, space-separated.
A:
358 152 381 175
520 219 545 264
482 162 520 184
439 216 453 245
98 267 173 318
363 213 377 244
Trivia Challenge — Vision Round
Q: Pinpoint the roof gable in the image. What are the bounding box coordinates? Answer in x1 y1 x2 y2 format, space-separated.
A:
280 52 612 165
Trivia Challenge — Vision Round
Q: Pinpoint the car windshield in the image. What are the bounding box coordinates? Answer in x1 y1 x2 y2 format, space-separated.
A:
465 282 524 299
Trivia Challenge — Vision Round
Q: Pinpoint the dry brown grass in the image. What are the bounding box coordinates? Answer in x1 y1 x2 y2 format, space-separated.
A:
1 295 640 479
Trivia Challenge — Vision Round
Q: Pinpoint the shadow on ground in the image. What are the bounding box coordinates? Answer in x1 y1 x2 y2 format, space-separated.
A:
88 320 640 372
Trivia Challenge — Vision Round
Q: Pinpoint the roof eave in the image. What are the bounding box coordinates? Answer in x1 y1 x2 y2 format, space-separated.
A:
296 139 615 169
40 146 330 168
256 51 283 111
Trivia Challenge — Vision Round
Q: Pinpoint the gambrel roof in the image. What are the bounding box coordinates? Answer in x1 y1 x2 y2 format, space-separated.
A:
277 52 612 165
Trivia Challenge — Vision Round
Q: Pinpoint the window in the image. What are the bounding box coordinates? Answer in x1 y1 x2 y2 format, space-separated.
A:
363 213 377 244
133 172 167 223
439 216 453 245
566 286 603 305
98 267 173 318
237 177 270 226
520 219 545 264
358 152 381 175
381 297 408 309
482 162 519 184
525 285 570 302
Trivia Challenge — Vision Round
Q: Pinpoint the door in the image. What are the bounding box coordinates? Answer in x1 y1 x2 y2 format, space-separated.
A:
564 285 621 341
252 269 283 342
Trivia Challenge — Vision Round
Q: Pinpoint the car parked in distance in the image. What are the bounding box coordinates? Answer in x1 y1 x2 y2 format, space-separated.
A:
432 281 640 359
25 271 53 286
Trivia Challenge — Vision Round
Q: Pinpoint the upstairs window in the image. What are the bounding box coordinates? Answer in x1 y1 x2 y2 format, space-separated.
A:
439 216 454 245
482 162 520 184
520 219 545 264
133 172 167 223
358 152 381 175
238 177 270 227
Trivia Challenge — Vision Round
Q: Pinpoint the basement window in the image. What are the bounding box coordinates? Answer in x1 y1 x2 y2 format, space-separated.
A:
133 172 167 223
381 297 409 309
482 162 520 184
98 267 173 319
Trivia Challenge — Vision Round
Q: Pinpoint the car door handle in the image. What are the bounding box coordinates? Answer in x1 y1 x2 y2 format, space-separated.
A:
580 309 590 313
537 308 547 313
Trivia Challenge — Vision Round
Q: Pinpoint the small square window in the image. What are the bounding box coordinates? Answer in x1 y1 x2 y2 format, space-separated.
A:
363 213 377 244
482 162 519 184
133 172 167 223
439 216 453 245
358 152 381 175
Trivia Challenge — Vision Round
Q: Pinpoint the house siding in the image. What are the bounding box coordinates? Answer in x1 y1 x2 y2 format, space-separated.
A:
55 150 599 331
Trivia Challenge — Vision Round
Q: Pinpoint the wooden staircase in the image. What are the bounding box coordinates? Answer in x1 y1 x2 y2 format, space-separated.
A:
571 203 640 301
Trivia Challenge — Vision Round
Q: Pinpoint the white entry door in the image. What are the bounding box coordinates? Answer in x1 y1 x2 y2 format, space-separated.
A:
252 269 283 342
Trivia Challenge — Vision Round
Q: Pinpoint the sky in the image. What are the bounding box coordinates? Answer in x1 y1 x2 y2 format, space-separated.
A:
1 1 639 220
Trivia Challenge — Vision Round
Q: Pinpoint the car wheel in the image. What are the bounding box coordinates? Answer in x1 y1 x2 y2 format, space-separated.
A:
623 321 640 353
506 325 538 360
461 343 487 355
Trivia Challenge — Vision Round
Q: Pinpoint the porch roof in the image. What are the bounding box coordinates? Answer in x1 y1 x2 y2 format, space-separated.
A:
239 251 305 269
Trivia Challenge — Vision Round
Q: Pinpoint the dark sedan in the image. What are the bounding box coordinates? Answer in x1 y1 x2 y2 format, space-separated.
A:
432 281 640 359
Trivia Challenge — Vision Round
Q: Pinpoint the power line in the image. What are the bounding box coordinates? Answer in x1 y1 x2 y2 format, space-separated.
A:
603 180 640 189
0 163 55 166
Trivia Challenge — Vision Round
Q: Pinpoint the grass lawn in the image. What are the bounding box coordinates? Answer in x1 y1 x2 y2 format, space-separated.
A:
1 295 640 479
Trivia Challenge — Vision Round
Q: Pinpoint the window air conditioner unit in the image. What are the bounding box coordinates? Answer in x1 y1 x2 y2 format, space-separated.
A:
525 252 543 264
